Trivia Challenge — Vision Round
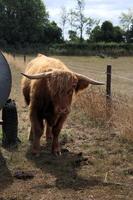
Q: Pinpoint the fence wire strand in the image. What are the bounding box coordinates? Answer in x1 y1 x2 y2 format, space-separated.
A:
70 64 133 82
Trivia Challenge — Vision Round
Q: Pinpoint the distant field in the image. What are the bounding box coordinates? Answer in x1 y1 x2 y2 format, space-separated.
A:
5 53 133 96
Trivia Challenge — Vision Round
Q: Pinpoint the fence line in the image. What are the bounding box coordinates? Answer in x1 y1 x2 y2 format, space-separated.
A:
111 74 133 82
70 64 133 83
11 54 133 83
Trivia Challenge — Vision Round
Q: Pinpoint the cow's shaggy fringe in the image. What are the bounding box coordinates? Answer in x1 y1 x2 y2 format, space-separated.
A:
47 71 75 97
74 87 133 142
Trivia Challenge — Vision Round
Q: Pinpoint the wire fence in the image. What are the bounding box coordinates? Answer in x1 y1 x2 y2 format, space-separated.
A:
10 53 133 105
10 54 133 82
70 63 133 107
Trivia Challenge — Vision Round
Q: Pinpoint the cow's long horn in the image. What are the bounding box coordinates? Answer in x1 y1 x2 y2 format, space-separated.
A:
21 71 53 79
76 73 104 85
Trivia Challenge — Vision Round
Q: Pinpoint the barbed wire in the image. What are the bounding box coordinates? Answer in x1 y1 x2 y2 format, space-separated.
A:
10 53 133 83
70 64 133 82
111 74 133 82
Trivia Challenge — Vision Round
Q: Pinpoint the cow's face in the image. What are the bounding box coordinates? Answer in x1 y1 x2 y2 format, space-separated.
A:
48 72 78 115
53 83 77 115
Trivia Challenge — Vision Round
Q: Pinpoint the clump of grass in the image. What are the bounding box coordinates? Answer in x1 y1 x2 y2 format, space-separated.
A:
0 128 2 140
111 94 133 141
60 129 74 144
73 87 107 127
73 87 133 142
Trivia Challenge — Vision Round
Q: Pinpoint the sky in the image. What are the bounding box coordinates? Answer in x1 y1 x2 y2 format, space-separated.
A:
44 0 133 24
44 0 133 38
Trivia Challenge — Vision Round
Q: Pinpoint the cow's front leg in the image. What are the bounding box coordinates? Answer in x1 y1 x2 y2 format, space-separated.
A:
30 112 44 155
45 121 53 142
29 127 33 142
52 116 67 156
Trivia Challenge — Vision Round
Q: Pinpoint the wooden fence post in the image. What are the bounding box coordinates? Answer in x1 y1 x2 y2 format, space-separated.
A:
13 53 16 60
106 65 112 100
106 65 112 122
24 55 26 63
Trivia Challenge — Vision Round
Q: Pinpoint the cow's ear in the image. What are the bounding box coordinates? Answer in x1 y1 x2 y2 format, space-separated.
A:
75 75 89 92
75 73 104 93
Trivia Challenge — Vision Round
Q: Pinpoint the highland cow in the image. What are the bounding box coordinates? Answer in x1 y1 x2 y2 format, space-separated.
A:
21 54 104 156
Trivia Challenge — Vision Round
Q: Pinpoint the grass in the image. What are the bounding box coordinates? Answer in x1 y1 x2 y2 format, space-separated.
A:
0 53 133 200
0 128 2 140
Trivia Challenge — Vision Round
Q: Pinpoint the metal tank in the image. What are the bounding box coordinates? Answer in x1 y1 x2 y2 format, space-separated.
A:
0 51 20 147
0 52 12 109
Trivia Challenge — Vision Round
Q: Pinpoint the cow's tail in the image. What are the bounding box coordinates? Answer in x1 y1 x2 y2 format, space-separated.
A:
21 78 30 106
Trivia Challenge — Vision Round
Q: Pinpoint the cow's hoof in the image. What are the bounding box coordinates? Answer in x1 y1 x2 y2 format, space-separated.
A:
46 137 52 145
52 150 61 157
46 135 53 141
32 149 40 157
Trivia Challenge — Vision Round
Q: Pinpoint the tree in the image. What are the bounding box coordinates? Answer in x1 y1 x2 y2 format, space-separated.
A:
119 8 133 42
126 24 133 42
90 21 124 43
60 6 68 40
68 9 76 31
86 18 100 38
0 0 49 45
101 21 114 42
113 26 125 42
89 25 102 42
73 0 86 41
43 21 63 44
69 0 96 42
68 30 79 42
120 8 133 31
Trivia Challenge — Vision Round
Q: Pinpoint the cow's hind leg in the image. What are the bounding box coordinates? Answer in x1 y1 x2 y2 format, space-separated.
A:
30 112 44 155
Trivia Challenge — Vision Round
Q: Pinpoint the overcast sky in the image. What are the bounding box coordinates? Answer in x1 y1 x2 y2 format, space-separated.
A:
44 0 133 25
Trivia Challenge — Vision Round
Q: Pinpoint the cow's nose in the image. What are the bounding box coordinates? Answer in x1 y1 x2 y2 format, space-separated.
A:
58 108 70 114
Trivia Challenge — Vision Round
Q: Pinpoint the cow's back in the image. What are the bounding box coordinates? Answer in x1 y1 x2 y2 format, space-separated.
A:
21 54 70 106
25 54 69 75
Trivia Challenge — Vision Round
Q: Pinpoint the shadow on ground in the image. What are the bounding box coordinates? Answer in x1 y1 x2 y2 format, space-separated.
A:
0 150 13 193
26 143 106 190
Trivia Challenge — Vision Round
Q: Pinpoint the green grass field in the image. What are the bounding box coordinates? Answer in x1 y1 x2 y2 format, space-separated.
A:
0 54 133 200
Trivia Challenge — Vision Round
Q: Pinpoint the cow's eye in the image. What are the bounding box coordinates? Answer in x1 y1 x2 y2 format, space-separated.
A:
67 89 73 95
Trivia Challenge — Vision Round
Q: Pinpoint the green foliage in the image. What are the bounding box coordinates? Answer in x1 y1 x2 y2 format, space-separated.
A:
43 21 63 44
68 30 79 42
49 42 133 56
0 0 62 47
120 8 133 30
113 26 125 42
101 21 114 42
119 8 133 42
0 0 47 44
0 128 2 140
89 26 102 42
90 21 124 43
126 25 133 42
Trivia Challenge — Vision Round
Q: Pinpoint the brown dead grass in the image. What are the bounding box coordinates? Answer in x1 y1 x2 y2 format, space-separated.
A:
75 88 133 142
0 53 133 200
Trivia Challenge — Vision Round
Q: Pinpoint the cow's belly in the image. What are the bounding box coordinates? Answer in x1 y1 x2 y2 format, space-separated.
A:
41 111 59 127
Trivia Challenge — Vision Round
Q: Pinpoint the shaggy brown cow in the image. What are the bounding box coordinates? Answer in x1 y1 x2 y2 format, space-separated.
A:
21 54 104 156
